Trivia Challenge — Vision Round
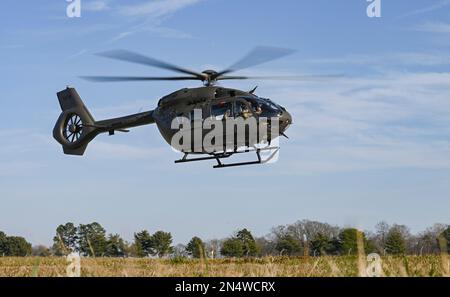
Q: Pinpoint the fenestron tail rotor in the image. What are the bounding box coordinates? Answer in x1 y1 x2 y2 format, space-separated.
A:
63 114 83 143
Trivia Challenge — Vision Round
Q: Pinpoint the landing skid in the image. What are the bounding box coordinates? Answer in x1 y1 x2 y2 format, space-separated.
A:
174 146 280 168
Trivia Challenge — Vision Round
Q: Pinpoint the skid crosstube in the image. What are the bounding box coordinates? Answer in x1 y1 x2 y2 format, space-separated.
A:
174 146 280 168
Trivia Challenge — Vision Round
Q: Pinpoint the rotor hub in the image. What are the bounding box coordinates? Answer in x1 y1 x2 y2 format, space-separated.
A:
201 70 219 86
68 124 79 133
202 70 218 76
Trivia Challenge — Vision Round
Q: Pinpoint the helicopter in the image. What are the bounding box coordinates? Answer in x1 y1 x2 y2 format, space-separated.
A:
53 46 332 168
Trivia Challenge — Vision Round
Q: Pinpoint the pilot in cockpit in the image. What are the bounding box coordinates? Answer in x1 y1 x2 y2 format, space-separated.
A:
241 106 251 119
255 104 262 115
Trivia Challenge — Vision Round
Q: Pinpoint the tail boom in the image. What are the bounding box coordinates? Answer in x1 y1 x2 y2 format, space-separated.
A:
53 87 154 156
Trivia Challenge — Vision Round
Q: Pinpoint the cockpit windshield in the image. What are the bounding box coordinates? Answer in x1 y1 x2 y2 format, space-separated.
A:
240 96 281 116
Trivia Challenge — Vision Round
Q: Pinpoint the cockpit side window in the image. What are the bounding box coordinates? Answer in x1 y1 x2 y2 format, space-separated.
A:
211 101 232 120
262 99 280 112
234 100 253 119
242 97 279 116
245 98 263 115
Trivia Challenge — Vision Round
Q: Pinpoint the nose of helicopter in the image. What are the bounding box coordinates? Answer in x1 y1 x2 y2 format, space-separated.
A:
279 110 292 134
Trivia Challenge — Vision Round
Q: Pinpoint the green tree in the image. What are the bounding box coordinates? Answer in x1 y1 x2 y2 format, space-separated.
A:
220 229 259 258
256 237 277 257
122 242 136 257
439 226 450 253
310 233 336 256
52 222 78 255
236 229 258 257
0 231 6 256
364 238 378 254
4 236 32 256
149 231 173 258
338 228 366 255
275 234 302 256
77 222 107 256
220 238 244 257
105 234 127 257
0 232 32 256
385 229 406 255
134 230 153 257
186 236 206 258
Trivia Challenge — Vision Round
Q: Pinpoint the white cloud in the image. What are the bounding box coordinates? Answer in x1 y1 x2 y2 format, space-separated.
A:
108 0 202 42
0 161 45 177
145 26 192 39
67 48 89 59
308 52 450 67
109 24 192 43
279 141 450 175
109 31 134 43
415 22 450 34
398 0 450 18
0 130 53 176
118 0 202 18
90 100 154 119
252 71 450 174
83 0 111 12
87 141 167 160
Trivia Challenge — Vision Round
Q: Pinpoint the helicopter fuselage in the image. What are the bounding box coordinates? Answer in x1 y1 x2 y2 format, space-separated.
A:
151 86 292 153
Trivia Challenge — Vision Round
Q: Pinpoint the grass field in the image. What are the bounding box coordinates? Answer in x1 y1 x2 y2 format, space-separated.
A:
0 255 448 277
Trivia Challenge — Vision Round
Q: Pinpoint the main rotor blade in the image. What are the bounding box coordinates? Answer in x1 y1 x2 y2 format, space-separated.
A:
217 74 345 81
80 76 202 82
96 50 206 79
214 46 296 78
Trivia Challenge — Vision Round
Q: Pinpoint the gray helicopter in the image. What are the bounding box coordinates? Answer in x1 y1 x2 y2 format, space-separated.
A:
53 47 331 168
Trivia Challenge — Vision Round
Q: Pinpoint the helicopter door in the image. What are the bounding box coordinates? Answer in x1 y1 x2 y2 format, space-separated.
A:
233 99 255 149
205 101 233 152
188 108 205 153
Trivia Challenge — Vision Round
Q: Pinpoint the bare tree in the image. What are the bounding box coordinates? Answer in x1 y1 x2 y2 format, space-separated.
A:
415 224 447 255
270 220 340 256
205 239 222 259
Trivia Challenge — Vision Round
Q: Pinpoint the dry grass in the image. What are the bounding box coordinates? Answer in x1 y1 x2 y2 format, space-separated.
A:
0 255 448 277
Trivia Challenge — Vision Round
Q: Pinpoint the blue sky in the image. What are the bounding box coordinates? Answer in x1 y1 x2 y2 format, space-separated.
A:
1 0 450 245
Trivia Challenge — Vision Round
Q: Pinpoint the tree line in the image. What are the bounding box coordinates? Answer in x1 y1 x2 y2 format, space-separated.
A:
1 220 448 258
